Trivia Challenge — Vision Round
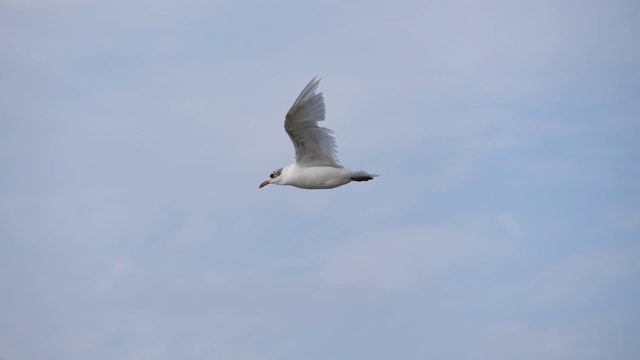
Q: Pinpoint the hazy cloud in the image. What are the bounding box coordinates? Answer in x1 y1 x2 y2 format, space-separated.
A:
1 0 639 358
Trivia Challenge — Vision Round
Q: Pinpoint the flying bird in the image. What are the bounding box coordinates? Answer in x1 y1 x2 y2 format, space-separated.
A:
260 77 378 190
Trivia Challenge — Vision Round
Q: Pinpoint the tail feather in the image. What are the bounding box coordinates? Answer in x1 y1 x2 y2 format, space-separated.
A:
350 171 379 182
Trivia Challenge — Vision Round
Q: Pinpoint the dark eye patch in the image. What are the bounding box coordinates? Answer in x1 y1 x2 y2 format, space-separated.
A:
270 168 282 179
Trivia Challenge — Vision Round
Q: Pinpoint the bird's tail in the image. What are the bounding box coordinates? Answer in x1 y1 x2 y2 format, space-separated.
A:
350 171 379 182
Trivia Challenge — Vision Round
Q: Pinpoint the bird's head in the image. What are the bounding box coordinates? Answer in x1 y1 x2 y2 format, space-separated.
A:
259 167 283 188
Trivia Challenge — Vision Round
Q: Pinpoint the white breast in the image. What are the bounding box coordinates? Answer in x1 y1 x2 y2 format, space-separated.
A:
283 165 352 189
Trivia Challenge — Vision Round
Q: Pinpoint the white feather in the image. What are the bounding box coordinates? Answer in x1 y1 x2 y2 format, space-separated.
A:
285 77 342 168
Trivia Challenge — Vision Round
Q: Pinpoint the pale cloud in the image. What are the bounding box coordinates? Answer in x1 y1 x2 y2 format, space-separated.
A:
321 214 520 288
515 241 640 309
0 0 87 8
478 323 574 360
620 213 640 230
1 0 639 358
1 0 215 10
474 307 640 360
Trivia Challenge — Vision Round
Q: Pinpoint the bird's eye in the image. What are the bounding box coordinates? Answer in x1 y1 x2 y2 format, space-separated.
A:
270 173 275 179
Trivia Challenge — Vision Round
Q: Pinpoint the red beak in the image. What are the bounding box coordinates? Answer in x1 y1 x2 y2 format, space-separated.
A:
259 180 270 189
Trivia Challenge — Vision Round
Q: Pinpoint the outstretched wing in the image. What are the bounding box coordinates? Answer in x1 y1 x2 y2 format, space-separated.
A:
284 77 342 168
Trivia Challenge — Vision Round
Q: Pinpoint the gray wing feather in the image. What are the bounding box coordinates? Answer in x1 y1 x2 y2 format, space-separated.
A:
285 77 342 168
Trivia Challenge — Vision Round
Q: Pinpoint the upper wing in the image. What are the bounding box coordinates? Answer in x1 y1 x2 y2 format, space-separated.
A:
284 77 342 168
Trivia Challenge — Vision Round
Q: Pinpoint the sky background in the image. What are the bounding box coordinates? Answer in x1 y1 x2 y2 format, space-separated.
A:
1 0 639 359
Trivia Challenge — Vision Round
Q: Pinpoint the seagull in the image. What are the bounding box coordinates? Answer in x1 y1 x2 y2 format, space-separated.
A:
259 77 378 190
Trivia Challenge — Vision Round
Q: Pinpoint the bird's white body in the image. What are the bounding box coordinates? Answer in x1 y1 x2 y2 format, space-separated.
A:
260 77 378 190
272 164 372 189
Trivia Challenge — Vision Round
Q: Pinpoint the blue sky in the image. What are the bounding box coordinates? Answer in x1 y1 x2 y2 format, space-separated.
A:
1 0 639 359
